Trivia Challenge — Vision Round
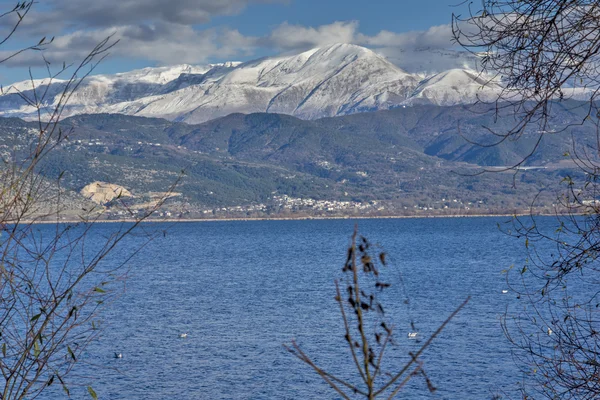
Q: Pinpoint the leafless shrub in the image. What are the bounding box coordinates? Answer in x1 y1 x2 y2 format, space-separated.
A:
453 0 600 147
454 1 600 398
0 2 180 398
285 228 469 399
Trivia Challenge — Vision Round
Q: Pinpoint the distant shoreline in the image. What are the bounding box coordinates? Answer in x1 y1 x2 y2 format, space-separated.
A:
24 212 557 225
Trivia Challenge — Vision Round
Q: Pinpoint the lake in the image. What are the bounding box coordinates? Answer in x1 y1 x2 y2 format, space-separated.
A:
39 216 545 399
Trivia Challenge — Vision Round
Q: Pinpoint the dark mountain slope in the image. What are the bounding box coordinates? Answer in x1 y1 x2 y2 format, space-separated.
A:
0 102 593 216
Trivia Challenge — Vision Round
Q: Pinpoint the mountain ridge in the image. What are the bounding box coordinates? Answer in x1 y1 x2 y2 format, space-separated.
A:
0 102 594 218
0 43 503 123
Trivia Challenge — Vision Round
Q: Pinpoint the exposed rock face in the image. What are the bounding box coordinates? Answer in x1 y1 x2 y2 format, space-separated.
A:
81 182 133 204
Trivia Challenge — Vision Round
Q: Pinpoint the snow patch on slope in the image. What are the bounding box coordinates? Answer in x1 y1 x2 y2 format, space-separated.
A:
0 44 501 123
407 69 501 106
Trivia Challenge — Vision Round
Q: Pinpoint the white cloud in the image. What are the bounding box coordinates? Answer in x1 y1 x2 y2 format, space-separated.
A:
0 15 478 75
261 21 359 51
0 22 259 67
259 21 457 54
358 24 454 50
355 25 478 74
259 21 478 74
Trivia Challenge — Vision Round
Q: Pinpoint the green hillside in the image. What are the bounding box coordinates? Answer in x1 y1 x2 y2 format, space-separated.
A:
0 102 594 218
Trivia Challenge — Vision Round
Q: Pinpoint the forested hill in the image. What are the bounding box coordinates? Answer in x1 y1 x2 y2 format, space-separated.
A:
0 101 595 218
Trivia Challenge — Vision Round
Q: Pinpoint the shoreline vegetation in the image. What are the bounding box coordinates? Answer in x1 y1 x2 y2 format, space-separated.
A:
26 210 559 224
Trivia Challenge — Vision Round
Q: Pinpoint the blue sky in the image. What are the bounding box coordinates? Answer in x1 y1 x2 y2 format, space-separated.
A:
206 0 463 35
0 0 474 84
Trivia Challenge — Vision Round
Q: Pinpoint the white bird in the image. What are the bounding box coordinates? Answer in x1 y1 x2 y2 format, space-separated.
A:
547 327 553 335
407 332 418 339
502 290 509 294
114 352 122 359
179 333 188 338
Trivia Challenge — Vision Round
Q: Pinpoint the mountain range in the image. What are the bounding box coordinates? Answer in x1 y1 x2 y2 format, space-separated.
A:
0 44 595 218
0 44 507 124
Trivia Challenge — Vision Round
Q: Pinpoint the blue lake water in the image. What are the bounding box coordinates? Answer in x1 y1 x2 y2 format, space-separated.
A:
38 217 549 399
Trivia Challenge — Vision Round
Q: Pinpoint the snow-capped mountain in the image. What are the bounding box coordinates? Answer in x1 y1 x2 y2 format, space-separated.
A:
0 43 501 123
408 69 502 106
